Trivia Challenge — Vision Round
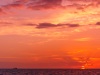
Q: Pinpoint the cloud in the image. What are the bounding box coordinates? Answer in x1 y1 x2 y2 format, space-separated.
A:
0 8 5 14
1 0 100 11
0 0 27 10
0 22 13 27
36 23 62 29
32 23 81 29
0 8 2 12
66 0 100 3
0 22 13 24
74 37 91 42
49 55 82 68
1 0 100 13
66 24 80 27
63 0 100 11
23 23 36 26
28 0 63 10
1 0 63 10
96 22 100 25
2 3 24 9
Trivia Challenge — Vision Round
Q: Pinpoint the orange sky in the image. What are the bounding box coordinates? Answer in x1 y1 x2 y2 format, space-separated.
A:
0 0 100 69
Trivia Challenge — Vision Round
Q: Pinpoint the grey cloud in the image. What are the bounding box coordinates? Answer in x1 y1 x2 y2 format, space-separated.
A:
35 23 80 29
36 23 62 29
96 22 100 25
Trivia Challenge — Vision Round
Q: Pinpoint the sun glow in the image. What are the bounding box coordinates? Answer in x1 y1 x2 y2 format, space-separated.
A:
81 66 86 69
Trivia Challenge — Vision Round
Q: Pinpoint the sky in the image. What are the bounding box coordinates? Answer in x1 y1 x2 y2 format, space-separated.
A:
0 0 100 69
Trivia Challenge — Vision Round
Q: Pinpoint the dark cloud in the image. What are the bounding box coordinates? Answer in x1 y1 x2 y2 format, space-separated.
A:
96 22 100 25
1 0 63 10
67 0 100 3
35 23 80 29
57 23 80 27
66 24 80 27
28 0 63 10
36 23 62 29
1 0 100 11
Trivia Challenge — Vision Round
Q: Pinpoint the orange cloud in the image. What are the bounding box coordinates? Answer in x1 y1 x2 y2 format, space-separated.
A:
74 37 92 42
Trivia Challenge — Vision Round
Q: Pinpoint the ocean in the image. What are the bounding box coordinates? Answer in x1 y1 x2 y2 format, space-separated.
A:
0 69 100 75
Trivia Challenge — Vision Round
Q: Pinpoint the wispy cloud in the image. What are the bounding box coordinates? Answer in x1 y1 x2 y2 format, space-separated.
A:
0 22 13 24
0 8 5 14
74 37 92 42
1 0 63 10
66 24 80 27
28 0 63 10
23 23 36 26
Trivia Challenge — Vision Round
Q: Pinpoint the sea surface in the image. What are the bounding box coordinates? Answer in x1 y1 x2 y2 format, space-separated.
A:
0 69 100 75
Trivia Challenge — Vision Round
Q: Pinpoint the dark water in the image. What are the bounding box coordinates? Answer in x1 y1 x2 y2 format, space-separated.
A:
0 69 100 75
